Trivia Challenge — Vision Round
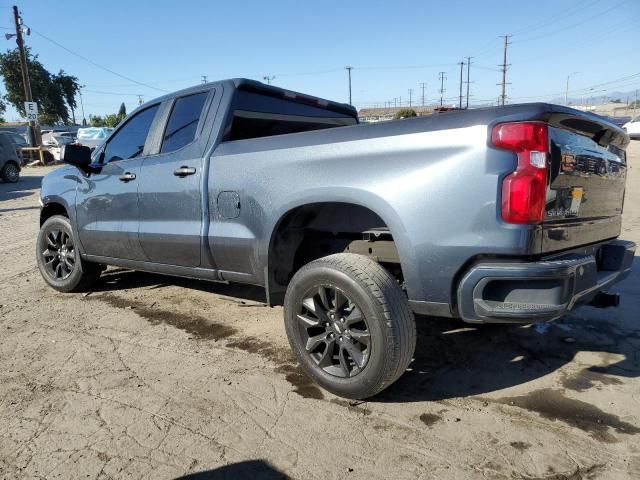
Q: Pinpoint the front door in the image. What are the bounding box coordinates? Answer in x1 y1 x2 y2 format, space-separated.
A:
138 90 212 267
76 104 160 260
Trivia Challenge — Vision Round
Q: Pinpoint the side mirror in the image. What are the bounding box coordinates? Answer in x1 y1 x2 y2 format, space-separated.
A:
62 144 92 169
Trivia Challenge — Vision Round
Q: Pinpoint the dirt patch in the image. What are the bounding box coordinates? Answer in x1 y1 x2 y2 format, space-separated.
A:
495 388 640 442
274 364 324 400
90 292 320 398
330 399 371 416
419 413 441 427
92 293 237 340
509 441 531 451
561 368 624 392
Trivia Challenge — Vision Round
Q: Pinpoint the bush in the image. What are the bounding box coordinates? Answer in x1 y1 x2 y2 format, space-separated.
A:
394 109 417 119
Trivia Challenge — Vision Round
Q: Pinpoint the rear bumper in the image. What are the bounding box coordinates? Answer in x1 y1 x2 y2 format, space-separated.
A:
456 239 635 323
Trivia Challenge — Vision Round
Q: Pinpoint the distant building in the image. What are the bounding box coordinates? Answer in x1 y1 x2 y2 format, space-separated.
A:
358 105 439 123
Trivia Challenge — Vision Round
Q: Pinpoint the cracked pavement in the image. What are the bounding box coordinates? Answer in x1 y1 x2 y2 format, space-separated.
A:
1 141 639 479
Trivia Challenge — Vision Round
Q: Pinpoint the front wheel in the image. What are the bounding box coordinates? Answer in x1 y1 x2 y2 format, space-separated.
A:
1 162 20 183
36 215 102 292
284 253 416 399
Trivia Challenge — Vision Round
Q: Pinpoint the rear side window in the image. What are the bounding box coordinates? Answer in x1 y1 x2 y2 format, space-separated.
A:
224 90 357 142
103 104 159 163
161 92 208 153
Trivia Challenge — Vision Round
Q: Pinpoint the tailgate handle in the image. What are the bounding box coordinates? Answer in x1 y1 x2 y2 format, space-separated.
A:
174 166 196 177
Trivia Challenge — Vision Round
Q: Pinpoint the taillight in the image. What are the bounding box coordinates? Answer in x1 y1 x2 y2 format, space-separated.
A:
491 122 549 224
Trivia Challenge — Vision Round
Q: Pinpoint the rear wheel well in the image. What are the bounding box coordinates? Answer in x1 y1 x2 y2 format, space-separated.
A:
268 202 403 304
40 203 68 226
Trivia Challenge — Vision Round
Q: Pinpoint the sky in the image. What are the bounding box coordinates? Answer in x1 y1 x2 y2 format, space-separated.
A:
1 0 638 122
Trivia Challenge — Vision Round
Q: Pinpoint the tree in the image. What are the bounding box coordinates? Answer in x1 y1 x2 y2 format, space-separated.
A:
89 112 123 128
118 102 126 119
0 47 79 125
611 99 622 104
55 70 80 124
393 109 417 119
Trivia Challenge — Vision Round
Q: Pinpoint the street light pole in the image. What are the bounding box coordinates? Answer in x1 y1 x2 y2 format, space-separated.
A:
345 66 353 105
78 86 86 126
565 72 580 105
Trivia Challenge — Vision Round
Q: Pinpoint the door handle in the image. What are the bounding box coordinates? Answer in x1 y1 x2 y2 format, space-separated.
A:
119 172 136 182
174 166 196 177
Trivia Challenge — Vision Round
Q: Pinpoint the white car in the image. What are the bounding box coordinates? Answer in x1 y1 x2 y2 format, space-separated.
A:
623 115 640 140
42 132 76 162
75 127 114 150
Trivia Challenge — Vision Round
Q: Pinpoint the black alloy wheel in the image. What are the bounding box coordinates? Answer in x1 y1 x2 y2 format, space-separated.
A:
41 227 76 281
295 285 371 378
1 163 19 183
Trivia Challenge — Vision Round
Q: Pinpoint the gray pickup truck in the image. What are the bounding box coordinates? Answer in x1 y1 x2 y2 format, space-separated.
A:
37 78 635 399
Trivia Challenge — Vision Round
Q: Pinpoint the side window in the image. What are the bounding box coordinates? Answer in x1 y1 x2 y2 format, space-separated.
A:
160 92 208 153
103 104 159 163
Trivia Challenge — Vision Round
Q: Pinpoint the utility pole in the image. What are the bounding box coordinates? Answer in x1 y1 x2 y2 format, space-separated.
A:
201 75 208 84
465 56 472 109
498 34 511 106
419 82 427 106
438 72 446 107
458 61 464 109
408 88 413 107
345 66 353 104
262 75 275 85
137 95 143 106
12 5 36 146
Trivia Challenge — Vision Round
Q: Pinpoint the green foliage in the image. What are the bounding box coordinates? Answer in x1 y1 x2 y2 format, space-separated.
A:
611 98 622 103
89 113 122 128
90 101 127 128
0 47 80 125
393 108 417 119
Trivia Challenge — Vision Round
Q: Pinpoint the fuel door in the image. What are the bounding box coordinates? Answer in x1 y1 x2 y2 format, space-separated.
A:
217 191 241 219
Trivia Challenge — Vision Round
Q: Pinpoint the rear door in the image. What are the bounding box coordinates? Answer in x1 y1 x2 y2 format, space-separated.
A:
76 104 160 260
543 113 628 252
137 89 214 267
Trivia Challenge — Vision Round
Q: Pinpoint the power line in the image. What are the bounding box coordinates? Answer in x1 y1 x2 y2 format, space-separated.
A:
512 0 630 44
27 27 169 93
510 0 601 36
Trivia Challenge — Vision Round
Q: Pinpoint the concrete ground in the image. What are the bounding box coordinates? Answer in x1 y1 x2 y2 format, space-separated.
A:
1 142 639 480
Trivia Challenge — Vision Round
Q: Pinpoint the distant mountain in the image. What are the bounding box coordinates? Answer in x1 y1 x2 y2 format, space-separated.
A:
551 90 638 106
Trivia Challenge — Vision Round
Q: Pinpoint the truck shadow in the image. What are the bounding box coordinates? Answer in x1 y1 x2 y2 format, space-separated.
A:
174 459 286 479
94 268 267 304
376 261 640 403
0 174 44 202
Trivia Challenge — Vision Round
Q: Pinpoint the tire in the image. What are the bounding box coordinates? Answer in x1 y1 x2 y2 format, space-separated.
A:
284 253 416 399
36 215 102 292
1 162 20 183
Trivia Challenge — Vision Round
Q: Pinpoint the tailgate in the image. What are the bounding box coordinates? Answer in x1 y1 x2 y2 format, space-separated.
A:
542 112 628 253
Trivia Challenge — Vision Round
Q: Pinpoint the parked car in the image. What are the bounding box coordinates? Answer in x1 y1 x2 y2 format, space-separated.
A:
42 131 76 162
623 114 640 139
0 133 21 182
75 127 113 150
0 131 29 163
37 79 635 399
